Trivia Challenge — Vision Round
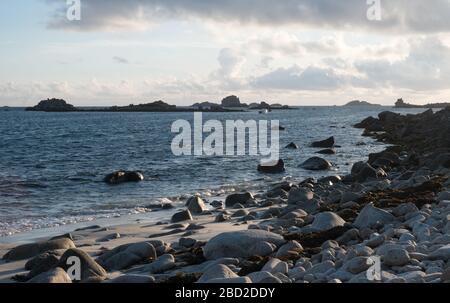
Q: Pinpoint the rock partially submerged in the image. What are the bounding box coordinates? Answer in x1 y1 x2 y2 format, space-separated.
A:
311 137 335 148
104 171 144 185
258 159 286 174
300 157 332 171
286 142 299 149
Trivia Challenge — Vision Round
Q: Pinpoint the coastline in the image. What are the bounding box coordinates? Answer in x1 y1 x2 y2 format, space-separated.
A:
1 108 449 284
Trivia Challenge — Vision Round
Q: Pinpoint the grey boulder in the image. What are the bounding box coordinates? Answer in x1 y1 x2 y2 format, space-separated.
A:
225 192 254 207
353 203 395 229
58 248 107 281
203 230 285 260
97 242 157 271
186 196 207 214
3 238 76 261
171 210 193 223
309 212 346 232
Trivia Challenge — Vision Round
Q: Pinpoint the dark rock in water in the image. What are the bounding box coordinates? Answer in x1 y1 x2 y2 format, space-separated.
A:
185 196 207 214
368 151 401 169
300 157 332 171
354 116 382 130
316 148 336 155
286 142 299 149
171 210 193 223
104 171 144 185
58 248 107 281
378 111 401 122
3 238 76 261
26 98 77 112
225 192 254 207
351 161 386 182
258 159 286 174
311 136 335 148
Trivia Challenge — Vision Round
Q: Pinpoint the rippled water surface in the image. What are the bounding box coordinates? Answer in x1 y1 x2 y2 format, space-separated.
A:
0 107 424 237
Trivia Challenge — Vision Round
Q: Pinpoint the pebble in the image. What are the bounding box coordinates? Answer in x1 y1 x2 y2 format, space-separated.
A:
345 256 372 274
309 212 346 232
144 254 175 274
353 203 395 229
197 264 238 283
261 258 289 275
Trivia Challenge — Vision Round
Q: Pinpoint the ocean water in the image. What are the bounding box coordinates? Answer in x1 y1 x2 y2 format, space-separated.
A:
0 107 424 238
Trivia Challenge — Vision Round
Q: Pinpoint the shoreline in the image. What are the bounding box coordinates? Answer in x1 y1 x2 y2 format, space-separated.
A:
1 108 449 283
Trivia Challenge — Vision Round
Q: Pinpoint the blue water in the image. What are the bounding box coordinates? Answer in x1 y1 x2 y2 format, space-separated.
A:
0 107 424 237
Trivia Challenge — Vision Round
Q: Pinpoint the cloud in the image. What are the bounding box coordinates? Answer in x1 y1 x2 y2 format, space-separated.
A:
354 36 450 90
112 56 130 64
252 65 346 91
45 0 450 34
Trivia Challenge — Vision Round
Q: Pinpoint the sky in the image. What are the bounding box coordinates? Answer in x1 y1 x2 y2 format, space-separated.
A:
1 0 450 106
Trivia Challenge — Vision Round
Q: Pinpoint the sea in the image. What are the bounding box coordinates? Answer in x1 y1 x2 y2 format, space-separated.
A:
0 106 425 241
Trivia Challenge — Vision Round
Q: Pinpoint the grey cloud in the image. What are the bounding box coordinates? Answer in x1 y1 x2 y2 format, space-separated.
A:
45 0 450 34
252 65 346 90
112 56 130 64
354 37 450 90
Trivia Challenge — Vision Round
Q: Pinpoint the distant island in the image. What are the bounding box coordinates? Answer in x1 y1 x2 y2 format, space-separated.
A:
395 98 450 109
24 96 292 113
344 100 381 107
26 99 77 112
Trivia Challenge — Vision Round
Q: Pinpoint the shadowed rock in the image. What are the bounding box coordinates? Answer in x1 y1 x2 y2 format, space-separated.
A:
311 137 335 148
3 238 76 261
258 159 286 174
104 171 144 185
300 157 332 171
